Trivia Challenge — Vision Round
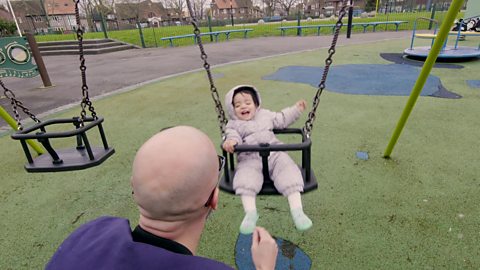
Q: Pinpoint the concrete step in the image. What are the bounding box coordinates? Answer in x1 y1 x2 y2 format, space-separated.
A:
36 38 138 55
37 39 114 47
40 44 137 56
39 42 125 51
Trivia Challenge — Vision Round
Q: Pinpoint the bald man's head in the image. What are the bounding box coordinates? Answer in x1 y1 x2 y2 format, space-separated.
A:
131 126 219 222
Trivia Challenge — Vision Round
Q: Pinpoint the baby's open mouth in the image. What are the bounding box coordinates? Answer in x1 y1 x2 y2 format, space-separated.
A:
241 111 250 115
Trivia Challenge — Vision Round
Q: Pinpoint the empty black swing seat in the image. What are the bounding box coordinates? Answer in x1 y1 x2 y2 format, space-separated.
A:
11 117 115 173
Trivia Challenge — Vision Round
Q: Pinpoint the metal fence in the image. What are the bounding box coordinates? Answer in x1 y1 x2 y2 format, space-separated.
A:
34 1 468 48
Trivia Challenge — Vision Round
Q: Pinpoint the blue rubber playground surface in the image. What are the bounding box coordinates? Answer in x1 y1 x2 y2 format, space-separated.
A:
467 80 480 88
235 233 311 270
263 64 461 98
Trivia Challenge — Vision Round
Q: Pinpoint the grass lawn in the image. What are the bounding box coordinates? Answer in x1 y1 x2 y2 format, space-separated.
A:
33 11 463 48
0 37 479 269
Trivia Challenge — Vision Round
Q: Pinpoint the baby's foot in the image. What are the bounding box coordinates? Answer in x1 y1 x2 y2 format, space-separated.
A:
239 210 259 234
291 208 312 231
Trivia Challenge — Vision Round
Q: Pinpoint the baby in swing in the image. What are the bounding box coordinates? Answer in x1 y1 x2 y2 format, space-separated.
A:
222 85 312 234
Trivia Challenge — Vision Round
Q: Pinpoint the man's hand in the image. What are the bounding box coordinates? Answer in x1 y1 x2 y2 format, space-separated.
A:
251 227 278 270
296 100 307 112
222 139 237 153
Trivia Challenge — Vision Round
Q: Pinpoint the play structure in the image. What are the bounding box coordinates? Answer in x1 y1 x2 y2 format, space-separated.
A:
185 0 350 195
404 16 480 60
0 0 114 172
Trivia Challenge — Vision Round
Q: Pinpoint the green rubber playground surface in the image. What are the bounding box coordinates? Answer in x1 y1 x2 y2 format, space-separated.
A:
1 37 479 269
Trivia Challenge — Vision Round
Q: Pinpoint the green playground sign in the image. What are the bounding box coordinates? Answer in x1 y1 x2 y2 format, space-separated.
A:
0 36 39 78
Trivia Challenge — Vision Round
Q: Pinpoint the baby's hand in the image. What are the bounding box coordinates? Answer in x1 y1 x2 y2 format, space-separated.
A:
296 100 307 112
222 139 238 153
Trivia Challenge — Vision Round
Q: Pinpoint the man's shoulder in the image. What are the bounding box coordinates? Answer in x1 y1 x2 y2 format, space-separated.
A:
46 216 234 269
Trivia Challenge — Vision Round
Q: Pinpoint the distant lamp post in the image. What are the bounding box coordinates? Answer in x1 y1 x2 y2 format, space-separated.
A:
230 0 234 26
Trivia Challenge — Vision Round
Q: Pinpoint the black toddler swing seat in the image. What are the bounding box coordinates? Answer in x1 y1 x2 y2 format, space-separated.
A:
184 0 349 195
219 128 318 195
1 0 114 173
11 117 114 173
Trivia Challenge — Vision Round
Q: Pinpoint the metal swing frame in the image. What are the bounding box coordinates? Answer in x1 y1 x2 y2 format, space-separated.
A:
0 0 114 173
185 0 349 194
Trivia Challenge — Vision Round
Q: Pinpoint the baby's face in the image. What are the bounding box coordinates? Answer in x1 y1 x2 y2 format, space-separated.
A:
233 93 257 121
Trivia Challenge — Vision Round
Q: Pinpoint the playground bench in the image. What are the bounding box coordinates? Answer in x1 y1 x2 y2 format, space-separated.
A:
161 29 254 47
278 21 408 36
278 24 337 36
351 21 408 33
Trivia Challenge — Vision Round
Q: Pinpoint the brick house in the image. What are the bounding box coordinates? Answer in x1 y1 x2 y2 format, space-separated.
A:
0 6 14 22
10 0 81 33
211 0 262 20
115 0 167 26
303 0 368 18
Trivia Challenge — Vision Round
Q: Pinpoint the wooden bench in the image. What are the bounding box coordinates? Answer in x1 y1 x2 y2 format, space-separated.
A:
161 29 253 47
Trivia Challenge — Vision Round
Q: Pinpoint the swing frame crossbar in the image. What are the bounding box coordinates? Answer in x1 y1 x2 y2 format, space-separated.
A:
11 117 115 173
220 128 318 195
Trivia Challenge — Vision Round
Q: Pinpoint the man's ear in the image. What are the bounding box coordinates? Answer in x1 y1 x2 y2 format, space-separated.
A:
210 188 220 210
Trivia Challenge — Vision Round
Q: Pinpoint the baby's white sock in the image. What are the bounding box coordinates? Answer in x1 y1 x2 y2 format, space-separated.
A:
290 208 312 231
288 192 312 231
240 210 259 234
240 195 258 234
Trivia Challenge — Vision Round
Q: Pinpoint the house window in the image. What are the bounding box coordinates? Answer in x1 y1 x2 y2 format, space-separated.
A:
223 9 227 14
34 16 43 22
148 12 156 18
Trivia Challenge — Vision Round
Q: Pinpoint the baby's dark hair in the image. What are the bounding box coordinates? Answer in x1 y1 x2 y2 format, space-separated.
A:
233 86 259 107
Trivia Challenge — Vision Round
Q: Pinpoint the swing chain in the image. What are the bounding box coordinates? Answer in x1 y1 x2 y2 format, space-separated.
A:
185 0 228 136
303 0 348 137
74 0 96 122
0 79 41 130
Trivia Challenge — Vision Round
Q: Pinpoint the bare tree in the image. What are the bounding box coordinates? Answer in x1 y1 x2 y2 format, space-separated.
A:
278 0 298 15
165 0 185 19
116 0 142 23
263 0 276 16
77 0 116 31
191 0 207 19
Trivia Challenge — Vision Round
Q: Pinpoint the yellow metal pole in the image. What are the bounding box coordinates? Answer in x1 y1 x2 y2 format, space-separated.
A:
383 0 465 158
0 105 44 155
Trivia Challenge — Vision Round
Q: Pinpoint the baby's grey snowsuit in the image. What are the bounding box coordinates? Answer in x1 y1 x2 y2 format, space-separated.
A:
224 85 304 196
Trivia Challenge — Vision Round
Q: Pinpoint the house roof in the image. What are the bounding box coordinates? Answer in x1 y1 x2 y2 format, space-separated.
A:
45 0 75 15
10 0 75 16
213 0 253 9
0 7 13 21
115 0 165 20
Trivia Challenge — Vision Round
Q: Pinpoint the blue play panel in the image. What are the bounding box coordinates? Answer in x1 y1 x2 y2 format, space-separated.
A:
404 46 480 60
467 80 480 88
235 233 312 270
263 64 461 99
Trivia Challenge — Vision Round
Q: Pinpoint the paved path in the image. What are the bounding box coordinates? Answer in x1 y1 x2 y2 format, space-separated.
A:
0 31 411 129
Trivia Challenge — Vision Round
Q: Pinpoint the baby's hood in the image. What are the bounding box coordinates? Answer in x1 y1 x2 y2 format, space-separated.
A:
225 85 262 120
